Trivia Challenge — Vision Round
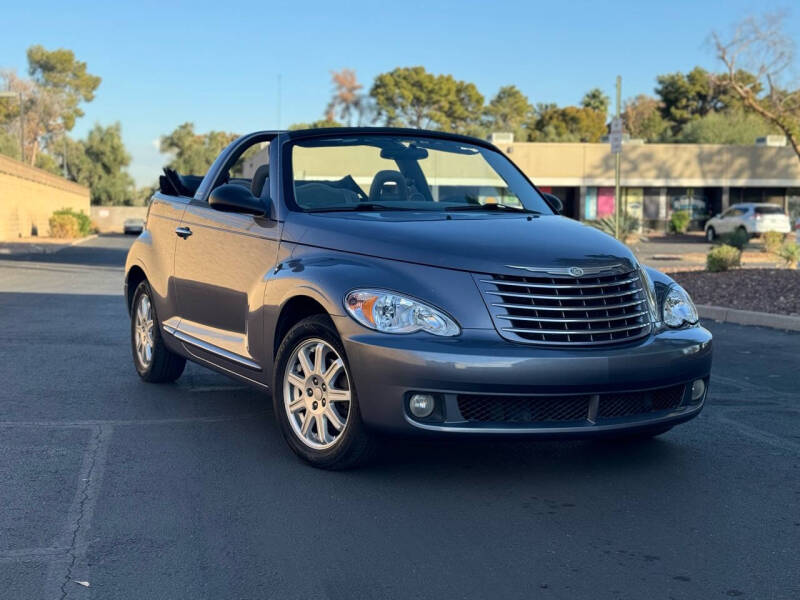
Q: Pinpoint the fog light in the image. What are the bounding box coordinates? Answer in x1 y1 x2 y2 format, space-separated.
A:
691 379 706 401
409 393 435 418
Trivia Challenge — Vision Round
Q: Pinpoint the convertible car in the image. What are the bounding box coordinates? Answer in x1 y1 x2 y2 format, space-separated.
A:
125 128 712 469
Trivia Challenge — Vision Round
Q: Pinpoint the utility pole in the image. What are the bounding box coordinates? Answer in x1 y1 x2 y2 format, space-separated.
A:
277 74 282 130
612 76 622 240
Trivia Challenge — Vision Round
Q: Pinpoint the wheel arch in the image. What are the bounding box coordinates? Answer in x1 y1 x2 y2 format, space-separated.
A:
272 295 332 358
125 265 147 314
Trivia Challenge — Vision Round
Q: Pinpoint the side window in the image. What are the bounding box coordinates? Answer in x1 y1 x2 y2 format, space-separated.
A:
207 138 272 201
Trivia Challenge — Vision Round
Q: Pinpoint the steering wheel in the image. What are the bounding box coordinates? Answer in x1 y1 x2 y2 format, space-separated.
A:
369 170 408 203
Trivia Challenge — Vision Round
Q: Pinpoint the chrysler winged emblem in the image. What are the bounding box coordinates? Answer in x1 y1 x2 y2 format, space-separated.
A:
568 266 584 277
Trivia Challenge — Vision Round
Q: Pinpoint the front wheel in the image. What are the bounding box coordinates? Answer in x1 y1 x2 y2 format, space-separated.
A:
131 281 186 383
273 315 376 469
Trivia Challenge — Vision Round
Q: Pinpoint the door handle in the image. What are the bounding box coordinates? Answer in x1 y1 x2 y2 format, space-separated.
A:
175 226 192 239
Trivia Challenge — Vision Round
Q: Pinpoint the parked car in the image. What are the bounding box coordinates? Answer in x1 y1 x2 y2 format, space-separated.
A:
125 128 712 469
123 217 145 235
704 203 791 242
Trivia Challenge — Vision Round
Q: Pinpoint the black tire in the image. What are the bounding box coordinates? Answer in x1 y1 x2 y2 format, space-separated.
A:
737 226 750 239
273 315 376 470
705 227 715 242
131 280 186 383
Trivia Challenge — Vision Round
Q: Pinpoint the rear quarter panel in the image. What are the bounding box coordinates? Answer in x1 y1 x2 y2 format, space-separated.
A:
125 193 187 324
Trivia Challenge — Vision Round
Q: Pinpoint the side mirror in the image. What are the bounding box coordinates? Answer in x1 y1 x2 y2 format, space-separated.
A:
208 183 266 216
542 192 563 214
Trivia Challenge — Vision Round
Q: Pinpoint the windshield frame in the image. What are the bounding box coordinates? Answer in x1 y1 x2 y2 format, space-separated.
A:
280 130 554 216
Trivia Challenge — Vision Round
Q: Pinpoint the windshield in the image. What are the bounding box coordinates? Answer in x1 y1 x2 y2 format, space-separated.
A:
754 205 785 215
288 135 553 214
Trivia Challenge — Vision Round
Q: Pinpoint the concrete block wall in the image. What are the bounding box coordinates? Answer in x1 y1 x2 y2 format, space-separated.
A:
0 154 90 241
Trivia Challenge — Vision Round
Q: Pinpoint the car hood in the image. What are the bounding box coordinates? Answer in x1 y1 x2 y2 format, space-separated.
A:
282 212 639 276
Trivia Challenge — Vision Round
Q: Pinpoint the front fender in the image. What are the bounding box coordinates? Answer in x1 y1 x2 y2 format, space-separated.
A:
262 244 495 372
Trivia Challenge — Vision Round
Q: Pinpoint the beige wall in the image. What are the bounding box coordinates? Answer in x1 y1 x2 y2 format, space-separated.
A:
497 142 800 187
0 154 91 241
90 206 148 233
279 138 800 189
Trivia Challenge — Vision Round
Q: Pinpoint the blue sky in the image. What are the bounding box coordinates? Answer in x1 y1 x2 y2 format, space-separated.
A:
2 0 796 185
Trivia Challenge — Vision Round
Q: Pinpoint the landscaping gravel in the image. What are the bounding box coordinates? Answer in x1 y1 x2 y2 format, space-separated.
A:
671 268 800 316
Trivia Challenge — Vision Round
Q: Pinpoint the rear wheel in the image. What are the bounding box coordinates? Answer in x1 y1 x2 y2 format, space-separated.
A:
705 227 715 242
131 281 186 383
273 315 376 469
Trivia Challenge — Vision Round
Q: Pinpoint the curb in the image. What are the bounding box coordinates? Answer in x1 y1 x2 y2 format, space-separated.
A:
69 234 98 246
697 304 800 332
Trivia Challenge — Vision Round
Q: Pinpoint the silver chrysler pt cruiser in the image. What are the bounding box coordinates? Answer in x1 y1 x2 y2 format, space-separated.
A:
125 128 712 469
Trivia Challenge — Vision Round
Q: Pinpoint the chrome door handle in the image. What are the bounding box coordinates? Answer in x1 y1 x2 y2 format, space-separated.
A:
175 226 192 239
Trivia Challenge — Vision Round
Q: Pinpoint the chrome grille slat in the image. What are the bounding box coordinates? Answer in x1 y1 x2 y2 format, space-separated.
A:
478 276 640 290
502 322 648 335
476 267 652 347
495 310 649 323
492 299 647 312
485 288 642 301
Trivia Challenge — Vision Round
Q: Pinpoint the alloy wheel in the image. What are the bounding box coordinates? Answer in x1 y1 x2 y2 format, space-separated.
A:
283 338 351 449
134 293 154 368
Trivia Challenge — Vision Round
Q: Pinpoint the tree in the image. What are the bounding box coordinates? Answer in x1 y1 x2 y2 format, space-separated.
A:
160 122 237 174
622 94 669 141
484 85 533 140
23 46 101 166
581 88 610 116
369 66 484 133
529 104 606 142
712 13 800 161
0 127 20 160
67 123 135 205
27 45 101 131
288 118 343 130
325 69 365 126
675 110 776 144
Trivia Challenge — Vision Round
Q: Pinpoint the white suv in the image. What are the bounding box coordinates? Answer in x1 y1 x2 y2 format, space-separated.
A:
704 203 791 242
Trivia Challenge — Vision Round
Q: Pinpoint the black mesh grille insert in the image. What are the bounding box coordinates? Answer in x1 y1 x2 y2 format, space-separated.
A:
476 268 652 346
456 385 685 424
457 395 591 423
597 385 685 419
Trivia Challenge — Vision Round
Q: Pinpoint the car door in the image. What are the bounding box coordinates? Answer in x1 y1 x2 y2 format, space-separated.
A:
716 207 737 234
169 136 280 387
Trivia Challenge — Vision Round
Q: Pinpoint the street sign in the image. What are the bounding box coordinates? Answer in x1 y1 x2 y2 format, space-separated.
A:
610 117 623 154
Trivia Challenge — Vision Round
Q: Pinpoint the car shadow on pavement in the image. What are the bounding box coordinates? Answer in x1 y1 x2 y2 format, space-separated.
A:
0 233 132 268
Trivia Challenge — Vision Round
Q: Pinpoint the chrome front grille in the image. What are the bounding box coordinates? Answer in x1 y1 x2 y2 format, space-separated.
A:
475 266 652 346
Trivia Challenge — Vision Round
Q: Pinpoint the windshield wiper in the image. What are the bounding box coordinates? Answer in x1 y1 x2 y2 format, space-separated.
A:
306 203 420 213
445 203 541 214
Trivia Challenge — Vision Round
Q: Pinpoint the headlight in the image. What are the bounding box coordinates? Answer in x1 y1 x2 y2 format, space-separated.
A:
662 284 699 328
344 289 460 336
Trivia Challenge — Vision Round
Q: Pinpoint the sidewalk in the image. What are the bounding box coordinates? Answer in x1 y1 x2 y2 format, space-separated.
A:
0 235 97 256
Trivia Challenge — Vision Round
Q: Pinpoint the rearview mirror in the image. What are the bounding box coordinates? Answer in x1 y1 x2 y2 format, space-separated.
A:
542 192 563 214
209 184 266 216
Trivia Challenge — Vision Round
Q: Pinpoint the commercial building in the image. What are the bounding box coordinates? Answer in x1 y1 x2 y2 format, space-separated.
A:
493 140 800 230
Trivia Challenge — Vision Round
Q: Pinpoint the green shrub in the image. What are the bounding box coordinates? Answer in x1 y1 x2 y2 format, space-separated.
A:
49 213 80 238
716 228 749 250
669 210 691 234
778 241 800 269
762 230 785 254
707 244 741 272
51 208 93 237
588 213 641 244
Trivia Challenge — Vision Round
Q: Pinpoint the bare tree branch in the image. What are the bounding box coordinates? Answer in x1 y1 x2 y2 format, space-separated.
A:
711 13 800 161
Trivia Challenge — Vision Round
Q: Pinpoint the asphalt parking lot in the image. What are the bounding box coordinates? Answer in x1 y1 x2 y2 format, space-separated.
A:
1 234 798 600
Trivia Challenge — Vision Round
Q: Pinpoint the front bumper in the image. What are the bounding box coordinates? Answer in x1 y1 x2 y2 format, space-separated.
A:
333 316 712 436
